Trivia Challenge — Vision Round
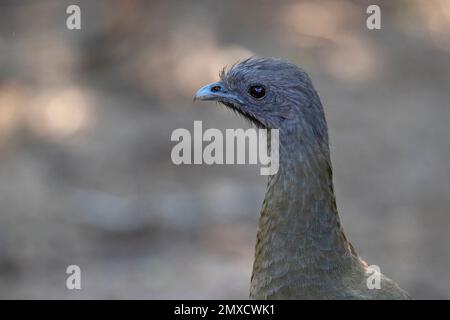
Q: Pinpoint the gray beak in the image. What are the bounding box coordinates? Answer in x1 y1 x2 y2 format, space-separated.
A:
194 81 242 103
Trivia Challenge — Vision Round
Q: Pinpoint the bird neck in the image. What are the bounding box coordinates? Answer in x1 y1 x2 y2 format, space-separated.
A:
250 131 362 298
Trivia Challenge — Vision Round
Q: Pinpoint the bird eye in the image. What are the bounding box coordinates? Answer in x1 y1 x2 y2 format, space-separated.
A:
248 85 266 99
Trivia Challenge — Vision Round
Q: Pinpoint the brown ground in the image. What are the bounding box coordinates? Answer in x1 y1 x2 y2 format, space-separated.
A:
0 0 449 299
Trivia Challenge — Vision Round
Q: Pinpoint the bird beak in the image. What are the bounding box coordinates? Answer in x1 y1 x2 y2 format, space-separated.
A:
195 81 266 128
194 81 242 104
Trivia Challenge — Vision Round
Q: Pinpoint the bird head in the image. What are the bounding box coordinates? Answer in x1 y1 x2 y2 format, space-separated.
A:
195 57 327 137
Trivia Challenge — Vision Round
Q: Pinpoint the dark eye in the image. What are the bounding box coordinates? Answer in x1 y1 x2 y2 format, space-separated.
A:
248 85 266 99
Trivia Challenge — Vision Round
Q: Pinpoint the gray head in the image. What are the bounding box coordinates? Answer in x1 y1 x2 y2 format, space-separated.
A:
195 57 328 144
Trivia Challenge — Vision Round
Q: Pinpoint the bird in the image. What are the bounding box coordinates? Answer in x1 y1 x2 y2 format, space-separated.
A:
194 57 410 300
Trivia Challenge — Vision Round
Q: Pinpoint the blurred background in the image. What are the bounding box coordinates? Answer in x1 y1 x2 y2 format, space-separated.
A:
0 0 449 299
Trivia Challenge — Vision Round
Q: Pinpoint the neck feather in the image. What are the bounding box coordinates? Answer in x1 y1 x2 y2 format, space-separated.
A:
250 130 364 299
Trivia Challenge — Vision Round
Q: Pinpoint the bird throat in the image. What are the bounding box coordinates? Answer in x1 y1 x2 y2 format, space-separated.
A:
250 135 361 299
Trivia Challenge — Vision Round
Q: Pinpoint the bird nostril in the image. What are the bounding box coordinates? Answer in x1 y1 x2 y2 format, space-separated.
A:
211 85 222 93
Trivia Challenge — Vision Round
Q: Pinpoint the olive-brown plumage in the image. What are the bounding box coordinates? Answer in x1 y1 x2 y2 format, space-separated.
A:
195 57 410 299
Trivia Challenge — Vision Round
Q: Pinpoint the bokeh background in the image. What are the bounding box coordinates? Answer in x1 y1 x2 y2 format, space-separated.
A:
0 0 449 299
